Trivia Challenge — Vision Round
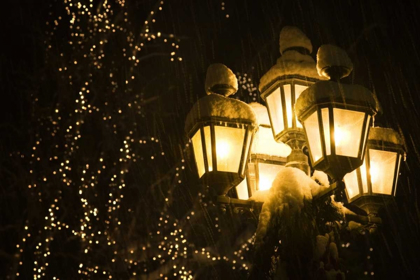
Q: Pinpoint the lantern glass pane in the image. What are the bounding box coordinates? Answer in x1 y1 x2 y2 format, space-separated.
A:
304 111 323 162
215 126 245 172
258 163 283 191
266 88 284 136
192 129 205 178
204 126 213 172
333 109 365 157
240 130 252 175
236 179 249 200
369 149 397 195
247 162 257 194
360 159 369 193
394 155 402 196
321 108 331 155
344 169 359 200
294 85 307 128
253 126 291 157
360 115 371 158
284 84 293 128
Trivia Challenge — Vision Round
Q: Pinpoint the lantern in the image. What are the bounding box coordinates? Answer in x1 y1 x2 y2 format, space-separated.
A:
235 103 290 200
259 26 326 145
344 127 405 215
295 45 379 180
185 64 258 195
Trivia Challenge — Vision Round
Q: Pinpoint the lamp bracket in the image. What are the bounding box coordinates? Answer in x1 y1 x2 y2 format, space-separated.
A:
216 195 263 212
312 180 345 201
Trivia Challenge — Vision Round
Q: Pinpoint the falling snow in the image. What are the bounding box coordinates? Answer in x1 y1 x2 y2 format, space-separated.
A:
2 0 420 279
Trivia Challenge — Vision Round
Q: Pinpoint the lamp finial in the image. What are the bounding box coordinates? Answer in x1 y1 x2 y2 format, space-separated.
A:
279 26 313 55
205 63 238 97
316 44 353 80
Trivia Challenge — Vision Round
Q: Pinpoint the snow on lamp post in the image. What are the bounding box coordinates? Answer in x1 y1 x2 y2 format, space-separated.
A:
235 102 291 200
295 45 379 185
343 127 405 215
185 64 258 196
259 26 326 175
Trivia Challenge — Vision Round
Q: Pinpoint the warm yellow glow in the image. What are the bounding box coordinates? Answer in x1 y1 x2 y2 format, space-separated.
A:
321 108 331 155
258 176 272 191
252 126 291 157
284 84 292 128
369 161 379 184
344 170 359 200
369 149 397 195
236 179 249 199
192 130 205 178
360 160 368 193
295 85 307 128
204 126 213 172
266 88 284 136
216 141 230 159
305 111 322 162
259 177 272 191
215 126 245 173
334 125 350 149
333 108 365 157
258 163 283 191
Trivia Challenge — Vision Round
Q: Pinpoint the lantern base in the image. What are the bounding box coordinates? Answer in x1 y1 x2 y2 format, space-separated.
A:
277 128 307 151
350 195 393 216
313 155 363 182
286 149 310 176
200 171 245 196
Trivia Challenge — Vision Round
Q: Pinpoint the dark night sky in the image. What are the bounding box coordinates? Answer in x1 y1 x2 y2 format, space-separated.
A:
2 0 420 147
1 0 420 277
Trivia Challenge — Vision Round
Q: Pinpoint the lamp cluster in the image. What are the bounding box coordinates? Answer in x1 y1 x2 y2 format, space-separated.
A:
185 27 405 217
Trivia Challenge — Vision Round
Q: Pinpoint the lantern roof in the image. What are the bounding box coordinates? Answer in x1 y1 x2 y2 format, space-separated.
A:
184 94 257 135
295 81 379 120
259 27 327 92
369 127 404 146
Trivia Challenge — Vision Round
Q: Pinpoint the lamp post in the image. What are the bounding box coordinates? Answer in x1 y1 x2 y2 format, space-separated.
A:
183 26 407 280
185 64 258 196
259 26 326 175
344 127 405 216
235 102 290 200
185 28 405 226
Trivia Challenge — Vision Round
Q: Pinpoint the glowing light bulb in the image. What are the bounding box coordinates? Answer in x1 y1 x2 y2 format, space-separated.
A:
334 126 350 147
216 141 230 159
369 161 379 185
258 175 271 191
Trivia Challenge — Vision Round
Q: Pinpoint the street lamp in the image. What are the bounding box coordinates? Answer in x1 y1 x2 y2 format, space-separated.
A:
235 102 290 200
344 127 405 215
185 64 258 196
259 26 327 175
295 45 379 182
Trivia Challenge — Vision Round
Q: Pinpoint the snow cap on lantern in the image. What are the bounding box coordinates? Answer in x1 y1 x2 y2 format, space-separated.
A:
185 64 257 196
295 45 379 181
259 26 326 93
279 26 313 55
317 44 353 80
205 63 238 97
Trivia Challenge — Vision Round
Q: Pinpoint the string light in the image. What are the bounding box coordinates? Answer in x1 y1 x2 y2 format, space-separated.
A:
12 0 182 279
